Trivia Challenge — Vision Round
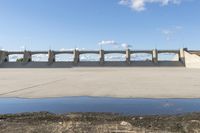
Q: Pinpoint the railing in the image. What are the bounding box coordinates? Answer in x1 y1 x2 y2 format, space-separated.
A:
0 49 199 64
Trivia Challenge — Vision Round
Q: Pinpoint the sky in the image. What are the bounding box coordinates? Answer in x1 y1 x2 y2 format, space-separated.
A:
0 0 199 51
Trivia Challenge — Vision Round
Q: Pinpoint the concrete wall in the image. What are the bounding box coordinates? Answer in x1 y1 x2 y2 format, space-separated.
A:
0 61 184 68
2 49 200 68
184 51 200 69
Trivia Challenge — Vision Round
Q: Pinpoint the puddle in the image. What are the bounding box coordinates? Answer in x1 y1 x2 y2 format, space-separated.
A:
1 97 200 115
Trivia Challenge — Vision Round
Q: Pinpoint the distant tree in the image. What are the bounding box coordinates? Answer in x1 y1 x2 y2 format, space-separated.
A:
16 58 24 62
16 58 31 62
145 59 151 62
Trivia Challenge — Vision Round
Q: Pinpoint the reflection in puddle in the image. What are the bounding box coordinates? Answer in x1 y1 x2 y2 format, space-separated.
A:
0 97 200 115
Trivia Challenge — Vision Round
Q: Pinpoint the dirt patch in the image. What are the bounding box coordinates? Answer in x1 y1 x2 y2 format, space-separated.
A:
1 112 200 133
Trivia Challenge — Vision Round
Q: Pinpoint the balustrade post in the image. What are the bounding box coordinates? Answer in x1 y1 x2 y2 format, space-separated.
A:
48 50 55 63
99 50 104 65
126 49 131 64
152 49 158 63
73 49 80 64
23 50 32 62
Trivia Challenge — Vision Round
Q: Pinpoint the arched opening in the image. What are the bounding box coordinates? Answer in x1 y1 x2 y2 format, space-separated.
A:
9 54 23 62
55 54 73 62
131 53 152 61
104 53 126 61
79 54 99 61
158 53 179 61
32 54 48 62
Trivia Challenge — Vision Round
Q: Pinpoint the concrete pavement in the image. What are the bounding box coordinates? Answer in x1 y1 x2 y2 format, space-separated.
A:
0 68 200 98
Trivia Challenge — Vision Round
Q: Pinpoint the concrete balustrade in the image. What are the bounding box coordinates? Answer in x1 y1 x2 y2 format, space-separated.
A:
0 48 198 66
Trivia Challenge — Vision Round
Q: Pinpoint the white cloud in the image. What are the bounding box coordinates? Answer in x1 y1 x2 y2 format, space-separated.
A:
161 29 174 40
20 46 26 51
121 43 132 49
131 53 152 61
60 48 68 51
98 40 132 49
0 48 5 51
59 48 74 51
56 54 73 61
75 48 86 50
159 26 182 40
119 0 130 5
80 54 99 61
104 54 126 61
9 54 23 62
32 54 48 61
119 0 182 11
98 40 118 45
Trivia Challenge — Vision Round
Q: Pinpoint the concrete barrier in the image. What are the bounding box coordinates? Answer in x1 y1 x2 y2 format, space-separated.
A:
184 51 200 68
1 49 200 68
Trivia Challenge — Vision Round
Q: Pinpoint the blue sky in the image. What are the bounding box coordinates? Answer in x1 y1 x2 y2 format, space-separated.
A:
0 0 199 51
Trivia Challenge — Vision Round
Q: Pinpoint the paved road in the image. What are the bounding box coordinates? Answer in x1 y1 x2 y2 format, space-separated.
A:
0 68 200 98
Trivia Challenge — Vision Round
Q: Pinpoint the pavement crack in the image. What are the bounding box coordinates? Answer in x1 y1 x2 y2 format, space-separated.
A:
0 79 65 96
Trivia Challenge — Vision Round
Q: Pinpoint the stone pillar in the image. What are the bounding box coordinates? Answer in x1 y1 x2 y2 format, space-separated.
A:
23 50 32 62
152 49 158 63
99 50 104 65
73 49 79 64
0 51 8 63
48 50 55 63
126 49 131 64
179 48 187 64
